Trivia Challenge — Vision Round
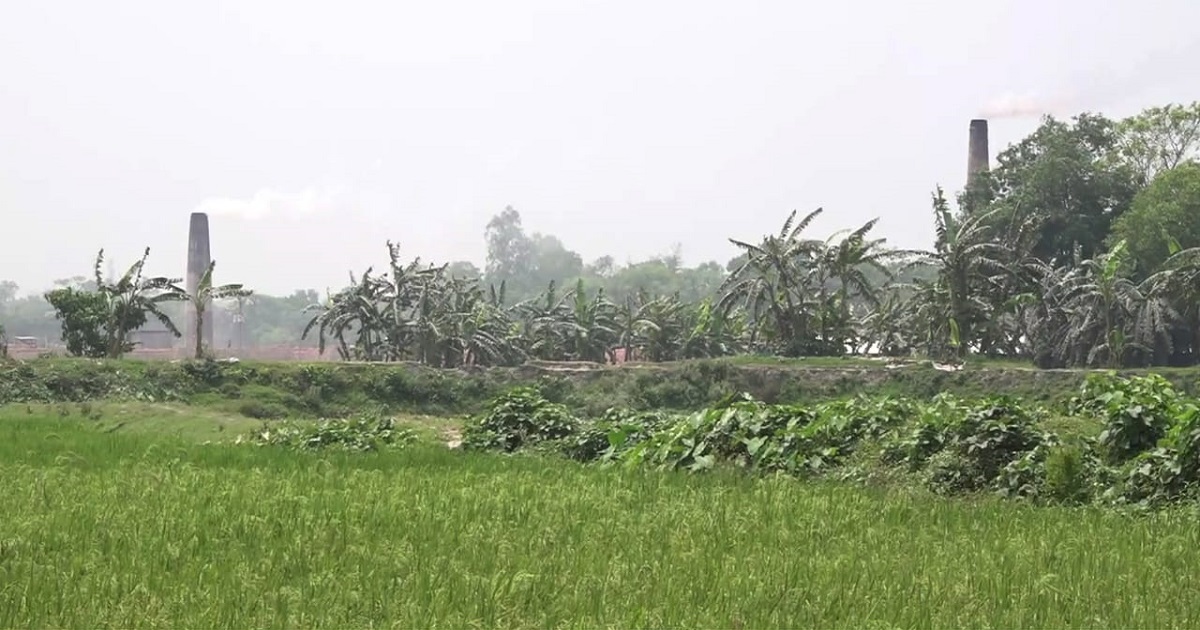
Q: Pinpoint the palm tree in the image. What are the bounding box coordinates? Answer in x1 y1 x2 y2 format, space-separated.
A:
566 281 619 362
302 242 526 366
633 292 688 362
302 272 381 360
859 287 912 356
679 296 743 359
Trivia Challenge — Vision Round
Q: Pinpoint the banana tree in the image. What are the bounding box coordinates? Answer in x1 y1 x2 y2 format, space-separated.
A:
186 260 253 359
559 279 619 362
612 292 656 363
816 218 907 353
906 188 1037 361
719 208 825 356
94 248 187 358
1057 240 1167 367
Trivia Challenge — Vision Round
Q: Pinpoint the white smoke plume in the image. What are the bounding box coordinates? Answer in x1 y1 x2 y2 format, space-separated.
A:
979 91 1068 119
194 186 347 220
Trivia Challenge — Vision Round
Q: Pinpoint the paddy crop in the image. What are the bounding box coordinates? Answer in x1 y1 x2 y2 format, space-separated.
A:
2 414 1199 628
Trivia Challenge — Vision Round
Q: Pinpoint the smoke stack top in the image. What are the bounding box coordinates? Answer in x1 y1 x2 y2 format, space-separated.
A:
967 118 990 187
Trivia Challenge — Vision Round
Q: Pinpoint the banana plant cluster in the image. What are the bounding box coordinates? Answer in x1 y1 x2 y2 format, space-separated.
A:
302 205 911 365
301 243 745 366
301 188 1200 369
864 189 1200 368
718 207 907 357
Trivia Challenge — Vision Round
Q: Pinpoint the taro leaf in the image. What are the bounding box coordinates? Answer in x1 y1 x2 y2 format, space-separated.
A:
606 427 630 449
689 454 714 472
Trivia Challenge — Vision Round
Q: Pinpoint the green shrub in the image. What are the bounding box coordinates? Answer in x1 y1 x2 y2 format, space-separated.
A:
881 394 967 469
243 411 415 452
182 359 227 386
463 375 1200 509
462 387 578 453
564 408 674 463
870 395 1044 495
1075 373 1179 463
1044 444 1090 503
996 437 1101 503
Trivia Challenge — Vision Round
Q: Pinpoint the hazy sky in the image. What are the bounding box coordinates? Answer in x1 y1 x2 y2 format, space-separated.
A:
3 0 1198 296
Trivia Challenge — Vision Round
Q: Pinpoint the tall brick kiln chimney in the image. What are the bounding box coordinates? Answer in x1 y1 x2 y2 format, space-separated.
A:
185 212 213 355
967 118 989 187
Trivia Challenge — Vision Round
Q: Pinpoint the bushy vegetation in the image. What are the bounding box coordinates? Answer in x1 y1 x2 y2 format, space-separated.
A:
464 372 1200 509
460 386 577 452
4 415 1200 627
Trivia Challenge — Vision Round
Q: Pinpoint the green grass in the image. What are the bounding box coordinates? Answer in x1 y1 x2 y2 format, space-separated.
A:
0 402 461 445
2 413 1200 628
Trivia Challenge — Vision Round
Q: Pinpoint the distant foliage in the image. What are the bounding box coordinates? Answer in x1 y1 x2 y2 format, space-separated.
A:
280 103 1200 370
10 102 1200 370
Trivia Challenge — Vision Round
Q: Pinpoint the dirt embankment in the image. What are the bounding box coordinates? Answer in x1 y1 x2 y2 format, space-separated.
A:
4 356 1195 416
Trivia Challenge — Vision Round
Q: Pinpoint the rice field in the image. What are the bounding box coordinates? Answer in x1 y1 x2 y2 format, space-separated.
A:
2 410 1199 628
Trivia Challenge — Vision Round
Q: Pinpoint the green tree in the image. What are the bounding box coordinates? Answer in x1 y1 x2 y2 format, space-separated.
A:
0 280 18 306
236 290 318 347
814 218 904 350
43 286 109 357
484 206 534 291
529 233 584 289
1108 162 1200 277
585 255 615 278
906 188 1038 361
1055 240 1165 368
1116 102 1200 186
445 260 482 280
984 113 1138 264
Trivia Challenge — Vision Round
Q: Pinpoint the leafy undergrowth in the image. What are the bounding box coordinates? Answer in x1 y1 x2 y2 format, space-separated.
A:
240 409 419 452
464 373 1200 509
